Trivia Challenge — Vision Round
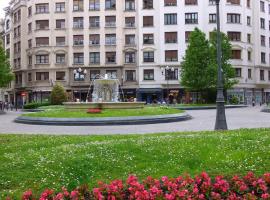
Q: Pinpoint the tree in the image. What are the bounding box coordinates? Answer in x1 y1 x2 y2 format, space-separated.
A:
180 28 212 102
209 30 237 90
50 84 67 105
0 41 13 88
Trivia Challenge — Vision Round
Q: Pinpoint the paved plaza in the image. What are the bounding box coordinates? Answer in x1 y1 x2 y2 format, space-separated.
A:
0 107 269 135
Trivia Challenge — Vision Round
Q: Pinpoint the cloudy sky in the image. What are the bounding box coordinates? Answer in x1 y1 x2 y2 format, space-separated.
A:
0 1 9 19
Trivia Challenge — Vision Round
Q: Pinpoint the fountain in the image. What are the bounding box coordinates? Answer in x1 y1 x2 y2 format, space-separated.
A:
64 74 145 110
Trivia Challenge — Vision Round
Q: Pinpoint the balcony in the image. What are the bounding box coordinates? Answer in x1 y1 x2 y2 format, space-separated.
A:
89 22 100 28
105 22 116 28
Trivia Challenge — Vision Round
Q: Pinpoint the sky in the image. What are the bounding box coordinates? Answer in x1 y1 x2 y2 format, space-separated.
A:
0 1 9 19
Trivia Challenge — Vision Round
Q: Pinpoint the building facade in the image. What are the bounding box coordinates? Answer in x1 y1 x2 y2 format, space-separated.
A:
3 0 270 106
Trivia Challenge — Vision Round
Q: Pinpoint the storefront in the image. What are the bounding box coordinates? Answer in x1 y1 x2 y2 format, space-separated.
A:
123 89 137 102
137 88 163 104
163 89 184 104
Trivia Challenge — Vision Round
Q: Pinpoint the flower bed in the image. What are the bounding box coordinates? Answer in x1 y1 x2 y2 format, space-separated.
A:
6 172 270 200
87 108 102 114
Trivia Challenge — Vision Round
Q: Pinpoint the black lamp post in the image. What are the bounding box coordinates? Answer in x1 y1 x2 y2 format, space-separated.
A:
214 0 228 130
73 67 87 102
162 66 175 104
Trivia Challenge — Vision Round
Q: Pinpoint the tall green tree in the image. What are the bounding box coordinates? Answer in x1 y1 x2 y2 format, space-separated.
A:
180 28 212 98
50 84 67 105
208 30 237 90
0 42 13 88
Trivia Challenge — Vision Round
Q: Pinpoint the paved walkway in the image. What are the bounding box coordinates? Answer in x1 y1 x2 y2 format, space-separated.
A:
0 107 269 135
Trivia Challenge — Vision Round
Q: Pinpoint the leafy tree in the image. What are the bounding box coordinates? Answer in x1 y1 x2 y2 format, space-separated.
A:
209 30 237 90
50 84 67 105
0 41 13 88
180 28 212 101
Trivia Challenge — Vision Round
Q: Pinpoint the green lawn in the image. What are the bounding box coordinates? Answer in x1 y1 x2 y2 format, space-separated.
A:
1 129 270 198
23 106 182 118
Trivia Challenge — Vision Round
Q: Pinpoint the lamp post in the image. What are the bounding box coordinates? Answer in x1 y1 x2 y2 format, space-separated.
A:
73 67 87 102
162 66 175 104
214 0 228 130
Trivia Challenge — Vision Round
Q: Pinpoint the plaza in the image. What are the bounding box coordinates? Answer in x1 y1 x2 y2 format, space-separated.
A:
0 107 269 135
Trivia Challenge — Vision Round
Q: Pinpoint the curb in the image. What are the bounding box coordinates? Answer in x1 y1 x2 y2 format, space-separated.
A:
14 113 192 126
173 105 248 110
261 107 270 113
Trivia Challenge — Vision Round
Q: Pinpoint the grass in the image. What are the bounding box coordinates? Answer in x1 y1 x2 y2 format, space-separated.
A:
22 106 182 118
1 128 270 198
175 104 216 107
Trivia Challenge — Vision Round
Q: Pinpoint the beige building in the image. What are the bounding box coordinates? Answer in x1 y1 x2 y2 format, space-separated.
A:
4 0 270 106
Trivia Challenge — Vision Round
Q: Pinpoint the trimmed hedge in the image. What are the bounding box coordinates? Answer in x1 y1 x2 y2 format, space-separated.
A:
23 102 50 109
6 172 270 200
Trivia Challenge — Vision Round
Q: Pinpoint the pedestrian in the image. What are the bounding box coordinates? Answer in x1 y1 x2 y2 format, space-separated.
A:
252 99 255 107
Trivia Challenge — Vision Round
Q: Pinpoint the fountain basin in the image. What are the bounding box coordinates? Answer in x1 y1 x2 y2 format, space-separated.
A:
64 102 145 111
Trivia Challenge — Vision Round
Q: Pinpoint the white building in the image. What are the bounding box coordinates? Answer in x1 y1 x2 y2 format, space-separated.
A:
3 0 270 106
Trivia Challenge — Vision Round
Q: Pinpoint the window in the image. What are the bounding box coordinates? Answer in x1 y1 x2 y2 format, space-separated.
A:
89 52 100 64
36 72 49 81
261 52 266 63
73 0 84 11
125 17 135 28
125 70 136 81
106 70 117 79
36 20 49 30
105 0 116 9
165 50 178 62
28 56 32 66
143 34 154 44
164 0 177 6
56 2 65 12
165 69 178 80
143 0 153 9
247 0 250 8
261 18 265 29
231 50 241 59
106 52 116 63
90 70 100 80
28 39 32 48
73 53 84 64
235 68 242 77
261 1 265 12
73 17 84 28
144 69 154 80
105 16 116 27
36 37 49 47
143 51 154 62
28 23 32 33
105 34 116 45
248 69 252 79
164 14 177 25
185 31 191 42
6 34 10 45
28 73 32 82
73 35 84 46
227 0 240 5
89 0 100 10
125 34 135 45
247 16 251 26
143 16 154 27
227 13 241 23
56 19 65 29
185 0 197 5
36 4 49 14
56 54 65 64
268 70 270 81
56 72 66 81
125 52 136 63
28 7 32 17
36 55 49 64
247 34 251 43
261 35 266 46
165 32 177 43
89 34 100 45
185 13 198 24
227 32 241 41
89 16 100 28
56 37 65 46
248 51 252 61
209 14 216 23
260 70 265 81
125 0 135 10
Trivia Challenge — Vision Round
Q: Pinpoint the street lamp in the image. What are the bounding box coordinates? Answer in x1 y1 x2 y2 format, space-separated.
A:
162 66 175 104
214 0 228 130
73 67 87 102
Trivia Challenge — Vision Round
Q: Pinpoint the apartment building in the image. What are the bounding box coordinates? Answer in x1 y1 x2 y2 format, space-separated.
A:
3 0 270 105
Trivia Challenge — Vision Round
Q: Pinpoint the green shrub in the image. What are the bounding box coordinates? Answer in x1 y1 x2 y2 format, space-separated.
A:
23 102 50 109
50 84 67 105
230 96 239 105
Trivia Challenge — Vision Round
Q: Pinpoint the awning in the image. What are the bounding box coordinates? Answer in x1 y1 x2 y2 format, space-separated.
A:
137 88 163 94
